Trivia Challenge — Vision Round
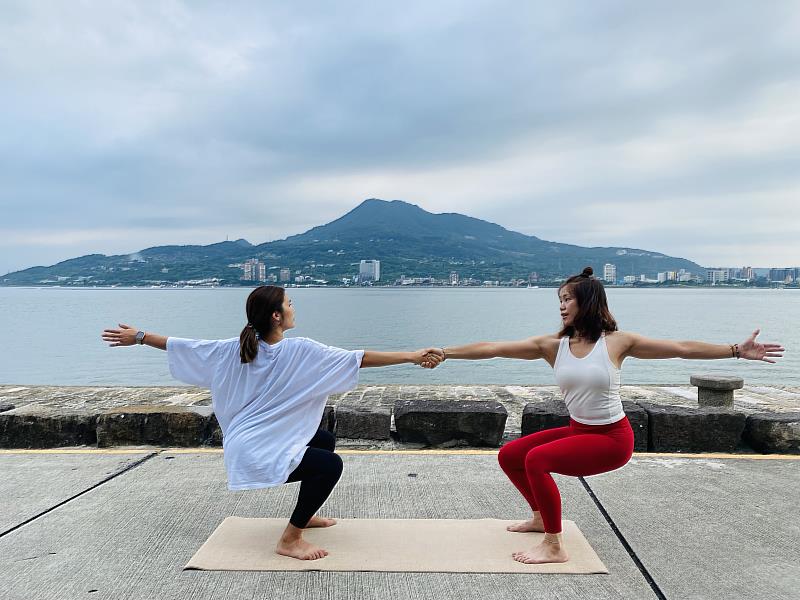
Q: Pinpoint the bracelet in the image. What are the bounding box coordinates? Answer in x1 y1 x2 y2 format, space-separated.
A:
441 347 447 360
733 343 740 359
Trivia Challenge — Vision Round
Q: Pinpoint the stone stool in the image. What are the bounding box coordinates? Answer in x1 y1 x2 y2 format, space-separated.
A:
690 374 744 407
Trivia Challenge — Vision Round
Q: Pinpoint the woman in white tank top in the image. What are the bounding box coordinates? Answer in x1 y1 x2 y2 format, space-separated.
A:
437 266 784 565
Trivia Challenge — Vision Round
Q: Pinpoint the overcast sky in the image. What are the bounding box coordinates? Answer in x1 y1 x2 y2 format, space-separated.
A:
2 1 799 274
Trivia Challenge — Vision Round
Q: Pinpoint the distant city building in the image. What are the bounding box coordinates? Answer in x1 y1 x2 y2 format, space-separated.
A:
449 272 459 286
769 268 797 284
359 260 381 283
279 268 291 283
657 272 667 283
706 269 729 284
603 263 617 284
242 258 267 282
528 272 539 284
741 266 754 281
623 275 637 284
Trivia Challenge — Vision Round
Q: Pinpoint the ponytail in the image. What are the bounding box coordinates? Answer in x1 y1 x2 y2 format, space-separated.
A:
239 324 260 364
239 285 286 364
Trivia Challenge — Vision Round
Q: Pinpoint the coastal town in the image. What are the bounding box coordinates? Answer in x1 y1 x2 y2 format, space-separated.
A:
40 258 797 289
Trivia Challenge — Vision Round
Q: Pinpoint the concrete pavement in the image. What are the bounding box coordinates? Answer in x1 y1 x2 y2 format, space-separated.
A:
1 449 798 600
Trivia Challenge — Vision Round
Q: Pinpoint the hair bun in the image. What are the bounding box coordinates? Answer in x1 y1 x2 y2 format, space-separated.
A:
581 266 593 277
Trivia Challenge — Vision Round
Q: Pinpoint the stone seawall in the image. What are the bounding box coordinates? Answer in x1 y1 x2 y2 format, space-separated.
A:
1 384 798 453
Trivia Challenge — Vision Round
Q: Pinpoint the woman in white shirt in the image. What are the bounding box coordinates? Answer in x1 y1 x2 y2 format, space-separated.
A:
102 285 443 561
436 266 783 565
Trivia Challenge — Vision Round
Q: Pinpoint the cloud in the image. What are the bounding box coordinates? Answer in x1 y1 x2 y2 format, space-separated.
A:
1 0 799 274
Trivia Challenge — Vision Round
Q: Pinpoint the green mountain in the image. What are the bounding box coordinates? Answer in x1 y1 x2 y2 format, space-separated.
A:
2 199 704 285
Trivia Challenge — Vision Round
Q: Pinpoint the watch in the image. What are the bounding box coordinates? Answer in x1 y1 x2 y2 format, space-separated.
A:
135 331 146 345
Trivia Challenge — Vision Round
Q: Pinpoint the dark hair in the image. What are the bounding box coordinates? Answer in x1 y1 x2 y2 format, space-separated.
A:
557 266 617 342
239 286 286 363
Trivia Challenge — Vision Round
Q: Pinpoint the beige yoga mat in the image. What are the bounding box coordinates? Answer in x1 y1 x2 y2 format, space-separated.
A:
185 517 608 574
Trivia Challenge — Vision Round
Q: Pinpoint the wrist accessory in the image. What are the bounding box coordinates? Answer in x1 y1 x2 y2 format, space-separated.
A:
733 343 740 359
135 331 146 345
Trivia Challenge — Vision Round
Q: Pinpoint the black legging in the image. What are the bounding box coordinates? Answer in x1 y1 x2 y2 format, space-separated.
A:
285 429 343 528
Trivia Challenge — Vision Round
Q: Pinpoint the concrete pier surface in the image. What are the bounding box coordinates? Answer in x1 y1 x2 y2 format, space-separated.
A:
1 448 798 600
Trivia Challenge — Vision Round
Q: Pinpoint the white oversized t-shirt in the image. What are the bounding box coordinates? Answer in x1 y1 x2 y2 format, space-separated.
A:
167 336 364 490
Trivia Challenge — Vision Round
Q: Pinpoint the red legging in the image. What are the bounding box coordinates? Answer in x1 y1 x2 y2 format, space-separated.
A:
498 417 634 533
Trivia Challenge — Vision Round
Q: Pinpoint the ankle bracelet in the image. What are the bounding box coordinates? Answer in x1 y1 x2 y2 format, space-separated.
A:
543 536 561 544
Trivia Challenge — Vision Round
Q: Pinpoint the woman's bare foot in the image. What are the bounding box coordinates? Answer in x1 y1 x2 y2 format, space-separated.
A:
506 513 545 533
276 537 328 560
306 515 337 528
275 524 328 561
512 533 569 564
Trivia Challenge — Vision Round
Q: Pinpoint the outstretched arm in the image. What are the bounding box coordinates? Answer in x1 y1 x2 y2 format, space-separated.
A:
441 336 554 361
361 348 444 368
623 329 784 363
102 324 168 350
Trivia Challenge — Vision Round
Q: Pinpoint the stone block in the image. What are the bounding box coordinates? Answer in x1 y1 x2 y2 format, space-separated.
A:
336 404 391 440
320 405 336 434
0 406 96 448
394 399 507 447
521 400 570 436
622 400 649 452
207 413 223 447
744 412 800 454
96 406 212 447
690 374 744 407
521 400 648 451
0 403 15 413
640 402 746 452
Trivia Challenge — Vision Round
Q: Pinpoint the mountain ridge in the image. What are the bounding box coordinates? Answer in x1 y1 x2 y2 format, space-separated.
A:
2 199 704 285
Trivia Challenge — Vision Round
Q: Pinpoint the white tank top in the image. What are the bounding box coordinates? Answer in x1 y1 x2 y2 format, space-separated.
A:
553 333 625 425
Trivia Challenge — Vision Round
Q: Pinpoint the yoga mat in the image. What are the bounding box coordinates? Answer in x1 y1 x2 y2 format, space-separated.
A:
185 517 608 574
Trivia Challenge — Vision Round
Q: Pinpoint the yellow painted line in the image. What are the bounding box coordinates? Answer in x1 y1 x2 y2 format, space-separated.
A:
632 451 800 460
160 448 800 460
2 448 798 460
0 448 157 455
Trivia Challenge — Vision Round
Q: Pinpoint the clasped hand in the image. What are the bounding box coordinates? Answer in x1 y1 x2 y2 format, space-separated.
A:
414 347 445 369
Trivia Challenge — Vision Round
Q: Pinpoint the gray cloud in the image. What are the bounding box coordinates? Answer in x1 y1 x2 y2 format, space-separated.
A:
1 0 799 274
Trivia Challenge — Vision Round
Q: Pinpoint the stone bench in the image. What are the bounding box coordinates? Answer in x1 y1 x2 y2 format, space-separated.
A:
690 374 744 407
744 412 800 454
394 399 507 447
639 402 746 452
520 400 648 451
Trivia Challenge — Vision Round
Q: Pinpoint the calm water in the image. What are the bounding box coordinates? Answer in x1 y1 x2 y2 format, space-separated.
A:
0 287 796 386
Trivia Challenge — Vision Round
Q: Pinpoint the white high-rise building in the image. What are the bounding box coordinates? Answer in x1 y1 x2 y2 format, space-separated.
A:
603 263 617 284
706 269 729 284
242 258 267 282
449 272 459 285
359 260 380 283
